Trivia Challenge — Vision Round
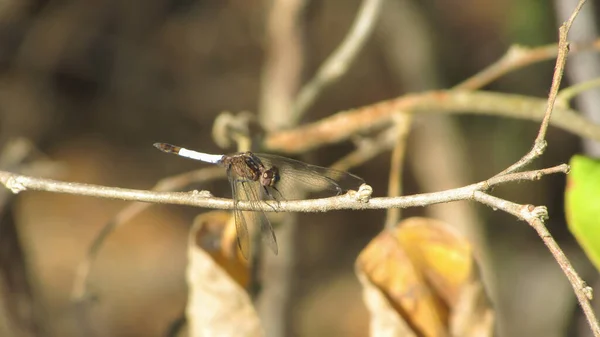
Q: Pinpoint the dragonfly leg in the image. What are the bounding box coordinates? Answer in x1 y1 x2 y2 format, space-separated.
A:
262 186 282 212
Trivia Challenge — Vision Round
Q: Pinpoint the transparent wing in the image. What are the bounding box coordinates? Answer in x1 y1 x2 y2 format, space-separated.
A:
255 153 365 199
229 174 251 259
241 181 278 255
230 173 279 258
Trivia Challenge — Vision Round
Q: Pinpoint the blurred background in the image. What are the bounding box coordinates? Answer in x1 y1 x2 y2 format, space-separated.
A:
0 0 599 336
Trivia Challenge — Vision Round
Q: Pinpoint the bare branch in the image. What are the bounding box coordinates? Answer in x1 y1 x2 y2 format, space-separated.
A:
482 1 600 334
473 190 600 335
456 45 563 90
455 39 600 91
385 113 412 229
484 164 569 187
0 165 568 213
529 217 600 336
329 125 398 172
497 0 587 176
292 0 384 122
557 77 600 104
264 90 600 154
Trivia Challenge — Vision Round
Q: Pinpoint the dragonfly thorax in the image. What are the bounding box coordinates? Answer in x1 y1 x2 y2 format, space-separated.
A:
222 152 277 185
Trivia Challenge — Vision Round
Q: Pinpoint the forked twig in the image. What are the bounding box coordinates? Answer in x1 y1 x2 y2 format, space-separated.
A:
485 0 600 334
496 0 587 176
474 191 599 336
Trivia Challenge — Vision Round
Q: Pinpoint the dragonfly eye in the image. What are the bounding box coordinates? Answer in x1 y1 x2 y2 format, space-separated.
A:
260 168 280 187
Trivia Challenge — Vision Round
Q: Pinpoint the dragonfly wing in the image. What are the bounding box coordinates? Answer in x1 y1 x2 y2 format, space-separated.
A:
258 210 278 256
233 207 251 259
259 211 278 255
229 175 251 259
242 181 279 255
231 175 279 257
256 153 365 197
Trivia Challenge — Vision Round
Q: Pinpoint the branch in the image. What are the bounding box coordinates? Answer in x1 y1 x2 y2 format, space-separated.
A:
0 165 567 213
496 0 587 176
291 0 384 122
481 0 600 334
385 113 412 229
473 191 599 336
263 90 600 154
455 39 600 90
557 77 600 105
1 164 574 321
529 217 599 336
329 125 398 172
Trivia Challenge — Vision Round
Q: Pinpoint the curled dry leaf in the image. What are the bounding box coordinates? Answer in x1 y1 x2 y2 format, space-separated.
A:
356 270 418 337
187 211 261 337
193 212 249 286
356 217 494 337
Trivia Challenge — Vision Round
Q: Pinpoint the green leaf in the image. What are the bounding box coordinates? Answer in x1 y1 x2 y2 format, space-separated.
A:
565 155 600 271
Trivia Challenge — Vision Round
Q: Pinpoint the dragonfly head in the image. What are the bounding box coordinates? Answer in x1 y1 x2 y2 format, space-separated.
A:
260 166 280 187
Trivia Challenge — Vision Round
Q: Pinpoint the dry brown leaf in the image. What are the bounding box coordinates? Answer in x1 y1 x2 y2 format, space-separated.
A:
356 217 494 337
450 282 495 337
396 217 472 306
356 268 417 337
357 223 447 336
187 211 261 337
192 212 249 286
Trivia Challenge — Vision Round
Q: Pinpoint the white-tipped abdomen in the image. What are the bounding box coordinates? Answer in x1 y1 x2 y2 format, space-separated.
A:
178 148 223 163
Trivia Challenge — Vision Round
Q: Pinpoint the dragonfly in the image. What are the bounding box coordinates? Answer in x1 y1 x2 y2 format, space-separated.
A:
153 142 365 259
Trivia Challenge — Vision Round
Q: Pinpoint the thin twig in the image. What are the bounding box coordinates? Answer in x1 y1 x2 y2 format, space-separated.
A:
497 0 587 176
473 191 600 335
291 0 384 122
485 0 600 334
555 0 600 157
557 77 600 105
455 39 600 91
329 125 398 172
455 44 561 90
266 36 600 156
484 164 569 187
264 90 600 154
529 218 599 336
0 165 567 213
384 113 413 230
